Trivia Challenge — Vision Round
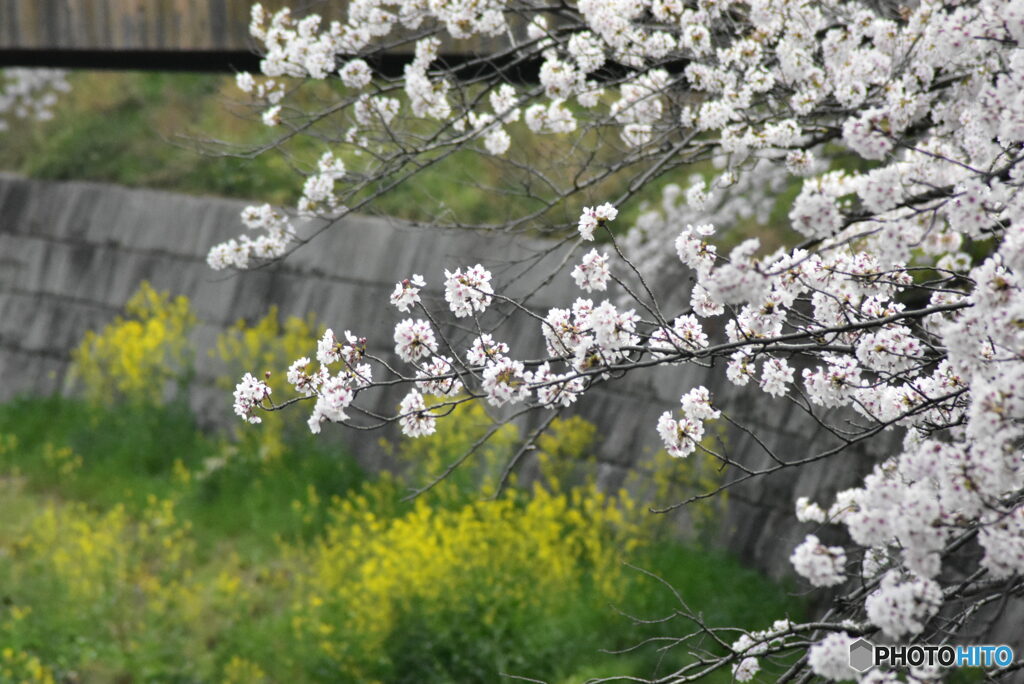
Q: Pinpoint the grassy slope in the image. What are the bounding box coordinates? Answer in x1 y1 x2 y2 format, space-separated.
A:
0 396 803 682
0 70 802 247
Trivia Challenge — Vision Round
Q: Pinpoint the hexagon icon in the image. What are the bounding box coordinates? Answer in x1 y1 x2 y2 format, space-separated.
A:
849 638 875 672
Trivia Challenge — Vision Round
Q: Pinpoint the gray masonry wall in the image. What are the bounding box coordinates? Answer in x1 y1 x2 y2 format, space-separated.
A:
0 172 903 585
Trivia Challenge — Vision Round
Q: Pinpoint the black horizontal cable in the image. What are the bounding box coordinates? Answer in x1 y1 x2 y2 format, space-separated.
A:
0 48 687 84
0 48 542 80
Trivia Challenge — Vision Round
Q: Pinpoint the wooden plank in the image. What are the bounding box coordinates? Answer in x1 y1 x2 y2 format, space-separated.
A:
0 0 518 57
0 0 344 50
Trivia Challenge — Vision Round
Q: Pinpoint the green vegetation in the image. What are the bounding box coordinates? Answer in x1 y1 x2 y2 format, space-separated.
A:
0 70 569 220
0 71 301 204
0 71 799 246
0 283 803 683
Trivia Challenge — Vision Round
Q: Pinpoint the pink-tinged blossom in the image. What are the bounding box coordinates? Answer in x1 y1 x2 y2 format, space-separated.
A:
577 208 599 241
540 303 591 357
842 108 893 160
415 355 464 397
791 535 846 587
802 355 862 408
393 319 437 362
680 386 720 422
307 373 356 434
726 351 756 387
286 356 329 396
759 357 794 397
527 363 586 407
481 357 529 406
466 334 509 366
233 373 272 424
675 224 717 277
785 149 816 176
316 328 341 365
593 203 617 221
649 315 708 358
656 411 704 458
864 572 942 639
390 274 426 312
979 508 1024 579
588 300 639 353
577 203 618 240
571 249 611 291
807 633 858 681
690 283 725 317
444 264 494 317
855 325 924 375
339 330 367 366
789 182 844 239
398 389 437 437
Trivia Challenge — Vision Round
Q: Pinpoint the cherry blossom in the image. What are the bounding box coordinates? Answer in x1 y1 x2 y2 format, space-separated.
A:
233 373 272 424
393 319 437 363
791 535 846 588
443 264 494 318
398 389 437 437
0 68 70 131
576 203 618 240
390 274 426 312
211 0 1024 678
570 249 611 292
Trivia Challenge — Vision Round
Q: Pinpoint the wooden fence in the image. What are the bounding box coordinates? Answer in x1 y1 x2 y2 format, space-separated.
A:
0 0 334 51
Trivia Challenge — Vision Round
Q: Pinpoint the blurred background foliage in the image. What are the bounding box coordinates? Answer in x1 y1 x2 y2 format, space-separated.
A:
0 283 802 682
69 282 196 405
0 70 801 246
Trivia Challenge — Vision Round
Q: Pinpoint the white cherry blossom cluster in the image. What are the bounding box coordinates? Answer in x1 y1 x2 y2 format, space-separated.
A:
297 328 373 434
656 386 720 458
398 389 437 437
807 632 859 682
213 0 1024 678
577 203 618 241
648 314 708 359
790 534 846 588
389 274 426 312
728 619 797 682
443 264 494 317
415 355 463 398
233 372 272 424
570 249 611 292
393 318 437 363
208 203 295 270
0 68 70 131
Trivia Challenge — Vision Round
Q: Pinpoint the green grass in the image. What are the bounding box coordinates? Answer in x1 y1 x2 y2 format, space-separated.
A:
0 71 559 219
0 395 803 682
0 396 364 555
0 70 800 248
1 71 303 204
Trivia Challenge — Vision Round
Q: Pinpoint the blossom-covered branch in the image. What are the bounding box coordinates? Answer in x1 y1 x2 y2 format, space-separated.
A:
209 0 1024 679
